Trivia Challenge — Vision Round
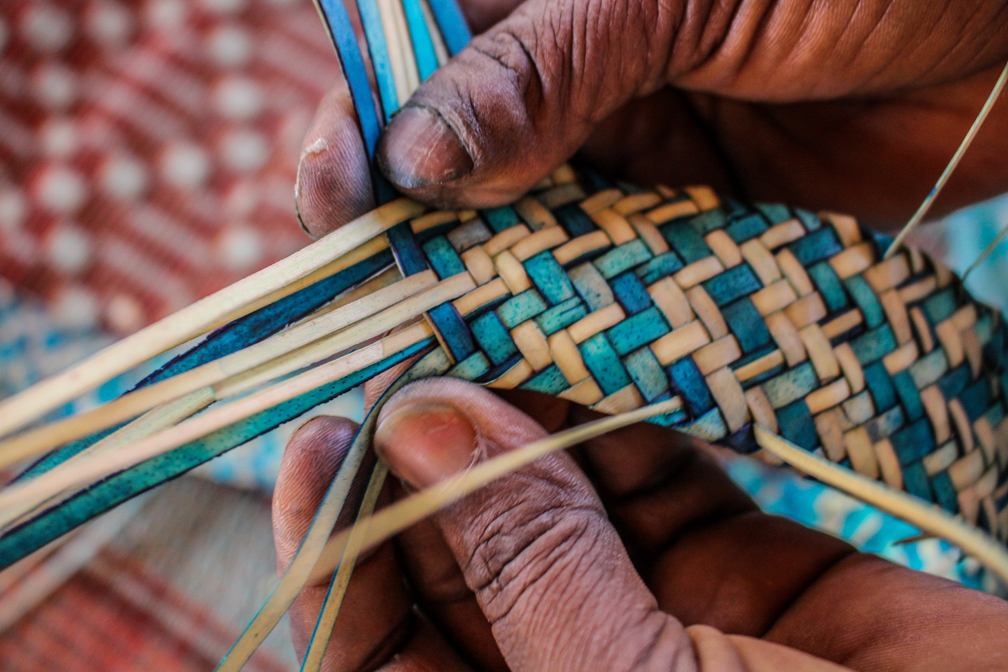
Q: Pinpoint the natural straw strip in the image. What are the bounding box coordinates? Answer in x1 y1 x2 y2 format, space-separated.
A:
215 346 450 672
208 236 392 333
0 271 460 469
0 325 436 519
308 396 685 583
753 425 1008 586
301 462 389 672
418 0 450 65
386 0 421 94
962 219 1008 281
0 199 425 440
376 0 412 107
300 416 1008 591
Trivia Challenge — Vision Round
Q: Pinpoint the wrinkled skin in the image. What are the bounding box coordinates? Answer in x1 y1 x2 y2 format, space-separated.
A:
274 382 1008 672
280 1 1008 670
294 0 1008 236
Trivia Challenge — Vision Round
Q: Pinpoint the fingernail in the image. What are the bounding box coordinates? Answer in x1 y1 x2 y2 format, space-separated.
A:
374 402 477 488
377 106 473 189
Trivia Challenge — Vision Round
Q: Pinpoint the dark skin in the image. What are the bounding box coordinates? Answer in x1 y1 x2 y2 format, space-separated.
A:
274 381 1008 672
294 0 1008 237
279 1 1008 669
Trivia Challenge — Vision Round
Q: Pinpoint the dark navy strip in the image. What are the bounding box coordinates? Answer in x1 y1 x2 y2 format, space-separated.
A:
0 340 434 569
355 0 401 121
18 250 395 482
401 0 440 80
314 0 384 157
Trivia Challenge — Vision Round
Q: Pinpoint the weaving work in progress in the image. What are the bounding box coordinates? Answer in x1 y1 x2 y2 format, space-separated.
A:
3 0 1008 668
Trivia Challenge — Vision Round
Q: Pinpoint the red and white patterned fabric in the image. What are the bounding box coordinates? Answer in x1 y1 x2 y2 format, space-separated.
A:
0 0 340 334
0 549 291 672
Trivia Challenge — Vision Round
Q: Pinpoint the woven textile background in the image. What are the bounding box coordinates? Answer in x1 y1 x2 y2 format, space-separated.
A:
0 0 337 334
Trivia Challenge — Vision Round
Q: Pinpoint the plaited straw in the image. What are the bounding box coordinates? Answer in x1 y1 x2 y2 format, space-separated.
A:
291 168 1008 541
8 168 1008 541
1 0 1007 668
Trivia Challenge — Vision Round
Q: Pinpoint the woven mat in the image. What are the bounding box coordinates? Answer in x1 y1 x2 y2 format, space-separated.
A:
0 549 289 672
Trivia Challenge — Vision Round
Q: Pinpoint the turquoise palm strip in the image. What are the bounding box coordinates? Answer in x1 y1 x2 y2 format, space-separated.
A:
216 347 452 672
357 0 400 120
400 0 439 80
0 339 434 568
15 250 394 483
425 0 470 55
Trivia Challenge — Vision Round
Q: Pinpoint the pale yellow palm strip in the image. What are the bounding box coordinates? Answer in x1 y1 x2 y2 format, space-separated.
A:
0 277 478 520
0 198 425 440
754 426 1008 586
0 270 452 470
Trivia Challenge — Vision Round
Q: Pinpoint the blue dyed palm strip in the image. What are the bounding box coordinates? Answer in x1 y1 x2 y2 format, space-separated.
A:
17 249 394 483
356 0 400 122
1 0 475 569
425 0 471 55
400 0 440 80
316 0 383 155
0 339 434 567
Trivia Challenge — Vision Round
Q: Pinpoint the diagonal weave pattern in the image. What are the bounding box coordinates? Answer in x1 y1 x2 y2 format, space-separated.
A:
400 164 1008 541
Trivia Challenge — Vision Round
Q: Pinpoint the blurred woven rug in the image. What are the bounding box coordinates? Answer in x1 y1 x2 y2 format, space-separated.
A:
0 477 299 671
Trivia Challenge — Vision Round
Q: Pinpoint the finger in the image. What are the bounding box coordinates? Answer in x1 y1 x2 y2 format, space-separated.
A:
295 79 375 239
385 390 570 672
484 394 855 639
272 416 413 671
393 499 510 672
374 0 682 206
550 403 1008 672
376 0 1008 208
764 551 1008 671
372 378 695 672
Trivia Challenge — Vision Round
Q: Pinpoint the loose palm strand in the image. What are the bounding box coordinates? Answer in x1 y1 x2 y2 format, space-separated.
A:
0 200 424 441
753 426 1008 586
307 396 687 584
884 60 1008 259
300 462 388 672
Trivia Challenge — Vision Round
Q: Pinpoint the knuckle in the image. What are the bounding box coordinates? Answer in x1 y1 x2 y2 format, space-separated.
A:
462 489 605 624
467 27 546 119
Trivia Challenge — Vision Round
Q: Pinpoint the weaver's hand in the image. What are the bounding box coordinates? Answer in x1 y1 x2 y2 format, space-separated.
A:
273 379 1008 672
295 0 1008 236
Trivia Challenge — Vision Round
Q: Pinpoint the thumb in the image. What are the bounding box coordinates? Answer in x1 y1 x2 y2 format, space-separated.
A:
372 379 853 672
375 0 677 206
369 378 698 672
373 378 684 671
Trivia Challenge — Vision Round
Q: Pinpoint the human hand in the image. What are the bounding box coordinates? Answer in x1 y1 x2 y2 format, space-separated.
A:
294 0 1008 236
272 379 1008 672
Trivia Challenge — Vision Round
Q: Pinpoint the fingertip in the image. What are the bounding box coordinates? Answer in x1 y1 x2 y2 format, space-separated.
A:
373 401 478 489
376 105 474 191
295 81 375 239
273 415 359 571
